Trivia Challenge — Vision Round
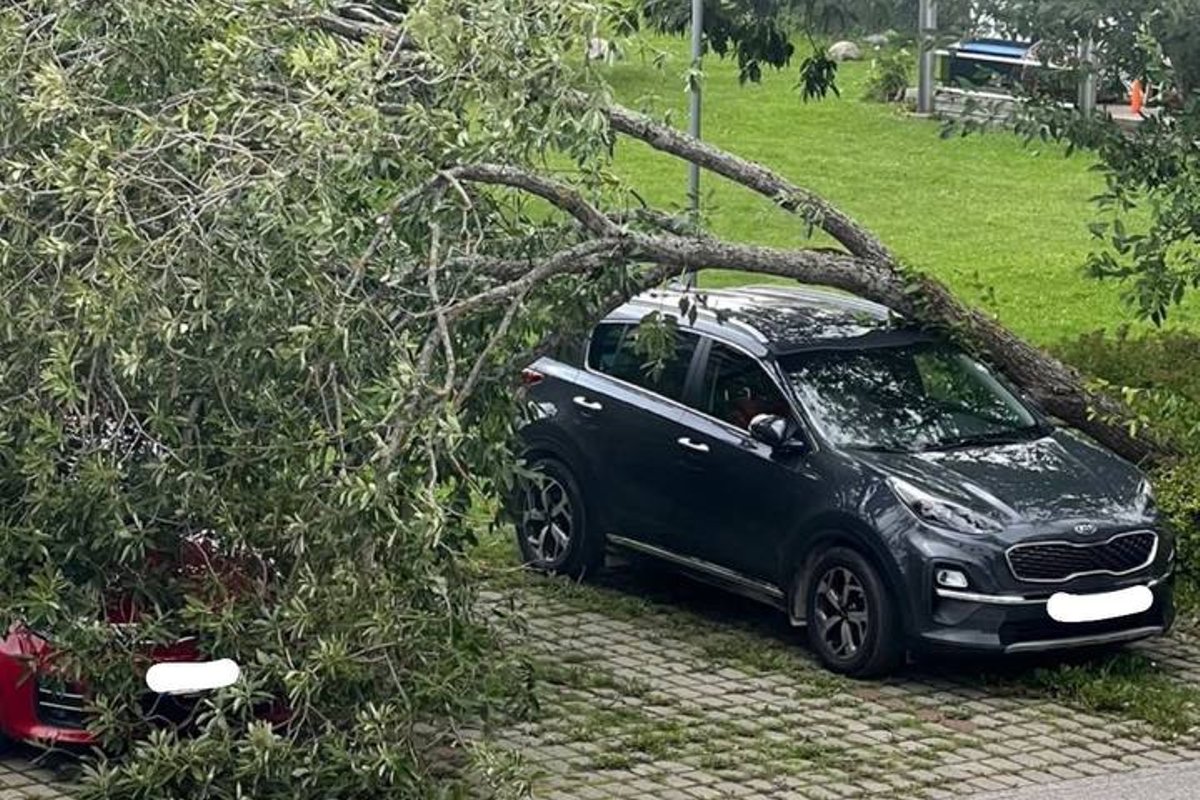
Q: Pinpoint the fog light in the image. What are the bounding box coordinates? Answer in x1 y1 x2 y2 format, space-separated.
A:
936 569 969 590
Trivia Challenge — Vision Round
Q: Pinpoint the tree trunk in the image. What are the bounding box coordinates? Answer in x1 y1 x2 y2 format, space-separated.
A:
597 100 1171 465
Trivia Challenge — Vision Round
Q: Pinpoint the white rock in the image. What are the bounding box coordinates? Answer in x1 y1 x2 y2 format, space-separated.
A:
827 40 863 62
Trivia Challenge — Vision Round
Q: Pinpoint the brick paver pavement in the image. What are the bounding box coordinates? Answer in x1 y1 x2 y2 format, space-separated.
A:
487 560 1200 800
0 751 73 800
4 558 1199 799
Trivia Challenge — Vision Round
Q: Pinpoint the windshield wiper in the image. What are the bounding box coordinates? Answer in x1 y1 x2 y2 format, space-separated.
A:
923 425 1048 452
848 443 921 454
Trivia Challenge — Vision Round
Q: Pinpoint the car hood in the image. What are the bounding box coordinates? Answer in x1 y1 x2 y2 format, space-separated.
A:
855 429 1150 530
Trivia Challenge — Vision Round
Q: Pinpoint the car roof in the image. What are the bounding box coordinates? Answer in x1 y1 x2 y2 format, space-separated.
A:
603 284 934 357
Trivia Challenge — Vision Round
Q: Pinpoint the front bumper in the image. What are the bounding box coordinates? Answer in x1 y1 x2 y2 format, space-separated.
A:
0 627 209 748
914 572 1175 654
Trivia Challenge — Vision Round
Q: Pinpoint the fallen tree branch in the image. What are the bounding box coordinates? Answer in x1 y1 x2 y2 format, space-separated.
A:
302 9 1171 464
591 96 895 264
434 238 630 320
448 164 621 239
589 99 1171 464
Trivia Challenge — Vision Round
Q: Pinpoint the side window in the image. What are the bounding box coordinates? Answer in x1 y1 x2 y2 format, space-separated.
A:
695 341 791 430
587 324 630 376
587 323 699 402
547 333 586 366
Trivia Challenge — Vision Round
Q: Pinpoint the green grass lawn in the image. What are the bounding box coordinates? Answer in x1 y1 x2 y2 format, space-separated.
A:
598 36 1199 346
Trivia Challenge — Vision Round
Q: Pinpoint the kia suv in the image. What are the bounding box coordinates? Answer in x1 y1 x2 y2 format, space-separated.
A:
514 286 1174 676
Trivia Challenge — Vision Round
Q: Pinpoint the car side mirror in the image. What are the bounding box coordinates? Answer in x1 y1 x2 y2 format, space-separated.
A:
749 414 806 453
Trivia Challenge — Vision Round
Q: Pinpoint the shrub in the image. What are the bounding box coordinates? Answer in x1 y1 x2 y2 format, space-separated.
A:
1054 329 1200 608
862 47 912 103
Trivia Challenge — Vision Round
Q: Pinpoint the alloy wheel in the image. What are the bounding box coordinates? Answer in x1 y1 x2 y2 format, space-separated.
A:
521 474 573 565
813 566 870 660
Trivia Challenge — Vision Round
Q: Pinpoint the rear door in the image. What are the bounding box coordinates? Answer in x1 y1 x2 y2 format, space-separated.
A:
668 339 816 582
561 322 702 547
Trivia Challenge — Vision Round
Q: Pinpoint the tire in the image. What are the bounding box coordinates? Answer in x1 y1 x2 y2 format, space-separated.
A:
804 545 904 678
513 457 604 579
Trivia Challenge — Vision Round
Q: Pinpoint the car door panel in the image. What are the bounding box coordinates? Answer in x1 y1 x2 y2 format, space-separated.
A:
668 411 812 580
561 367 696 545
545 323 702 547
664 341 818 581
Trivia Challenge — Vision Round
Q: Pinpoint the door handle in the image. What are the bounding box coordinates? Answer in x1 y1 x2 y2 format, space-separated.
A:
573 396 603 412
677 437 710 454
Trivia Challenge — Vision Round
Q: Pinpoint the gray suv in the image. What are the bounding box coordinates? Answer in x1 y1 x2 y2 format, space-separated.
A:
515 285 1175 676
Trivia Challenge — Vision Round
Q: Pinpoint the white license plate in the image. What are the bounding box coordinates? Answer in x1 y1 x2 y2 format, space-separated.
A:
146 659 241 695
1046 585 1154 624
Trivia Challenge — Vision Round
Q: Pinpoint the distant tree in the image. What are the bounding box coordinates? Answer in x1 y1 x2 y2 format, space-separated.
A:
852 1 974 37
640 0 976 95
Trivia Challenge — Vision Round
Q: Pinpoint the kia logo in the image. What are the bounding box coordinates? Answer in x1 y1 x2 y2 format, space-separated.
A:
1074 523 1097 536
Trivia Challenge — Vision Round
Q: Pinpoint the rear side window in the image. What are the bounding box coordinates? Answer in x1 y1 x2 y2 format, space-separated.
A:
694 341 791 430
587 323 698 401
546 334 585 367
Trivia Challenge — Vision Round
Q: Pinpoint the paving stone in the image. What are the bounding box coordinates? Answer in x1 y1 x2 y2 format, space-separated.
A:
1142 749 1184 764
659 790 693 800
987 773 1035 789
967 776 1010 792
1048 765 1088 780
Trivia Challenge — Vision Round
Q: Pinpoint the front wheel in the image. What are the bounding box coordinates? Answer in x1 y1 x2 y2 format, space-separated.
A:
514 457 603 579
805 546 903 677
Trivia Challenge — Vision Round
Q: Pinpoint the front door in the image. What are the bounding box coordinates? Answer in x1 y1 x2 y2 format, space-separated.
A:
668 339 814 582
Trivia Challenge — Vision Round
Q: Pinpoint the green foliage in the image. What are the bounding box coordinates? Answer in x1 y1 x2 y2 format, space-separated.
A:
862 47 912 103
848 1 974 35
639 0 840 93
0 0 632 796
798 51 841 102
1053 329 1200 600
1009 650 1200 737
636 0 976 94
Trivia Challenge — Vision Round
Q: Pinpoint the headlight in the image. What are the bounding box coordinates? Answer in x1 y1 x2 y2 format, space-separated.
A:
888 477 1002 535
1135 478 1156 515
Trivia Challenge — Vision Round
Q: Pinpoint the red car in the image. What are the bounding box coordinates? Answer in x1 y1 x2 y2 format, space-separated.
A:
0 626 203 747
0 533 266 748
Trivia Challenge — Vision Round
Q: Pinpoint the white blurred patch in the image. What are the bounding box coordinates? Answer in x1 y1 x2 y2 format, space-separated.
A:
146 659 240 695
1047 585 1154 624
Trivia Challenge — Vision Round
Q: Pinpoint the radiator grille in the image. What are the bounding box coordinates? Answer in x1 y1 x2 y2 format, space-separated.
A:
1007 531 1157 583
36 682 89 730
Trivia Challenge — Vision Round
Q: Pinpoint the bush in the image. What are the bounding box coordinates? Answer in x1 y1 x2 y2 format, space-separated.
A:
1054 329 1200 403
1054 329 1200 611
863 47 912 103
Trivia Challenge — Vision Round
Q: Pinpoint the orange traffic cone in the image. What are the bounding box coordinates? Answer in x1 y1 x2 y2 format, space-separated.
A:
1131 79 1145 115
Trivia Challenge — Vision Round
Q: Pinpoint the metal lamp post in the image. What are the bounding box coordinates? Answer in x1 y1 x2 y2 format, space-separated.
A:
1077 37 1097 115
688 0 703 216
681 0 703 289
917 0 937 115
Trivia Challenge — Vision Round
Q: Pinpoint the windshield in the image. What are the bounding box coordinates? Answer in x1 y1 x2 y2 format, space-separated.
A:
780 343 1043 452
